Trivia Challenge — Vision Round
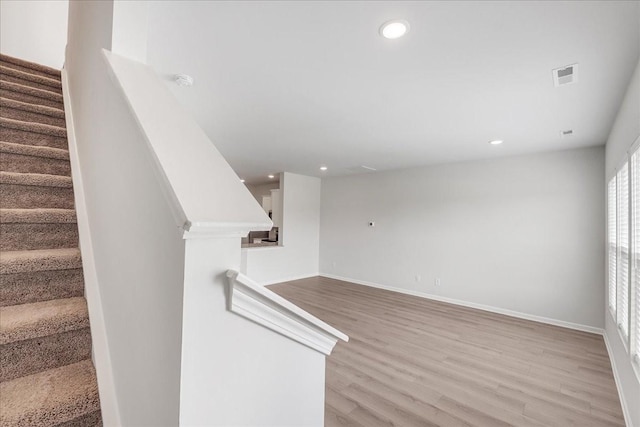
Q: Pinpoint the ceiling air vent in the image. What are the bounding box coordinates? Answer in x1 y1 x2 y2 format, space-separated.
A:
553 64 578 87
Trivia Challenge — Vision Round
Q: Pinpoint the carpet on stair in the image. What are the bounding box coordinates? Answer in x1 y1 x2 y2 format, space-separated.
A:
0 360 101 427
0 54 61 80
1 97 66 127
0 53 102 427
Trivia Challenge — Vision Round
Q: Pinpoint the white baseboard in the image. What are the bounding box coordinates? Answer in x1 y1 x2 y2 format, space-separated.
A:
62 69 122 427
603 332 634 427
320 273 604 335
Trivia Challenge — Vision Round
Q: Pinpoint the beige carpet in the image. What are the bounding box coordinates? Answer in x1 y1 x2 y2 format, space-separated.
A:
0 53 102 426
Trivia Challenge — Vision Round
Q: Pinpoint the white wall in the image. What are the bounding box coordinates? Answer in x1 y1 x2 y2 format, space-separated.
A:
320 146 605 330
243 173 321 284
66 2 184 425
181 238 326 426
0 0 68 69
605 59 640 427
246 182 280 205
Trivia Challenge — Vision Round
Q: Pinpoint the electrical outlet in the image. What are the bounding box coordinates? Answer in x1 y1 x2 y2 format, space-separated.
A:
415 275 422 282
435 278 441 287
332 261 337 268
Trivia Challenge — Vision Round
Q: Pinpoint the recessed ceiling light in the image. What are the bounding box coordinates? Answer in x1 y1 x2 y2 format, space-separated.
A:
489 140 504 145
240 179 245 183
320 166 328 171
380 20 410 39
268 174 275 179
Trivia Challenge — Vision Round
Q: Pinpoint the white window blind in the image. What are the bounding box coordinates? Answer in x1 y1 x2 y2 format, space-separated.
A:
609 177 617 313
632 151 640 362
618 162 630 338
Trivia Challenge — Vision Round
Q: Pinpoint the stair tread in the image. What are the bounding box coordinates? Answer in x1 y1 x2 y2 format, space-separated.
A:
0 140 69 160
0 97 65 118
0 80 63 104
0 247 82 274
0 54 61 79
1 117 66 138
0 296 89 345
0 359 100 427
1 66 62 90
0 171 72 188
0 208 76 224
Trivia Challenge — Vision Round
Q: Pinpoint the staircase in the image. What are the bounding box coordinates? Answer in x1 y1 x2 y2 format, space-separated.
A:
0 54 102 426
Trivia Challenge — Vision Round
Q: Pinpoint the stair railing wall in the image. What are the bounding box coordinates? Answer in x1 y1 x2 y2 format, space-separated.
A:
66 3 345 423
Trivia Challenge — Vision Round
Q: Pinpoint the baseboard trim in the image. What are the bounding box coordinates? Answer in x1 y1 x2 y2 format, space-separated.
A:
62 69 122 427
603 332 634 427
320 273 604 335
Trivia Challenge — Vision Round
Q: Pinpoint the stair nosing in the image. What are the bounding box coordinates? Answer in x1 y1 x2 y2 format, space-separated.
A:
0 171 73 188
0 97 65 118
0 80 64 103
0 247 82 274
0 359 100 427
0 140 69 161
0 54 61 78
0 65 62 90
0 296 89 345
0 208 77 224
0 116 67 138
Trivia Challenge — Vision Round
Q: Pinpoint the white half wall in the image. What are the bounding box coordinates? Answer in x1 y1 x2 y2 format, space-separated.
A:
243 172 321 284
181 238 326 426
66 2 183 424
320 146 605 330
0 0 68 68
604 58 640 427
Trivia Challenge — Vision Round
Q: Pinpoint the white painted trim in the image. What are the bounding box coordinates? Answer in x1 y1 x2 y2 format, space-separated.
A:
603 332 633 427
226 270 348 355
61 69 122 426
321 273 604 335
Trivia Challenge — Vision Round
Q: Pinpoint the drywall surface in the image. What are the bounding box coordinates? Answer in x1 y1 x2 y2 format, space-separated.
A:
243 173 321 284
111 0 149 63
181 238 326 426
66 2 183 425
604 58 640 427
320 146 605 329
247 182 280 204
606 59 640 179
0 0 68 68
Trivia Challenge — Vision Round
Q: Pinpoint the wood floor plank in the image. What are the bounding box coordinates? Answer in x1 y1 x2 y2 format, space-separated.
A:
268 277 625 427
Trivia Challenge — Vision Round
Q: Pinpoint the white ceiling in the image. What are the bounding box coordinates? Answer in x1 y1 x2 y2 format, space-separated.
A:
146 1 639 184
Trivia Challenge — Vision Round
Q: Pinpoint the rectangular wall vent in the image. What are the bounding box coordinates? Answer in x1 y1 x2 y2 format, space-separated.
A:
560 129 574 137
553 63 578 87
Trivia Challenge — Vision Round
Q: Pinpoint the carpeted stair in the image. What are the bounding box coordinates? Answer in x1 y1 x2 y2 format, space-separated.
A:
0 54 102 426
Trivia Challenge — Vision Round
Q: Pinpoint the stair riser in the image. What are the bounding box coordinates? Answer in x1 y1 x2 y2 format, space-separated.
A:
0 125 68 150
0 328 91 382
0 88 63 110
0 269 84 307
1 106 66 128
0 152 71 176
0 184 74 209
1 73 63 95
0 223 78 251
0 60 61 81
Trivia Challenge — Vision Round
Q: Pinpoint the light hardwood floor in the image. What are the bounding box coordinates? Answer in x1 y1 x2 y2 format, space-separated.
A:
268 276 625 427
